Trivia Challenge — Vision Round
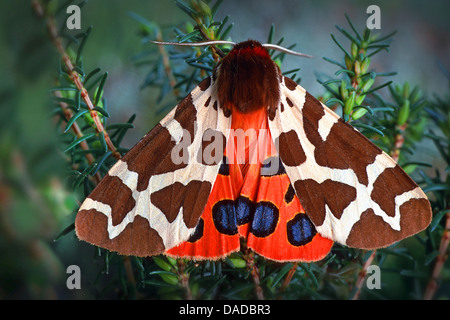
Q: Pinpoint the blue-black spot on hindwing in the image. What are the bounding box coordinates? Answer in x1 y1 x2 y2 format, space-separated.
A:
260 156 286 176
251 201 279 238
286 214 317 246
235 196 255 226
218 155 230 176
212 200 238 235
284 184 295 204
187 218 204 243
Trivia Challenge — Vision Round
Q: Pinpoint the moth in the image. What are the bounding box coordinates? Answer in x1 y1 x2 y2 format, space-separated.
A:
75 40 432 262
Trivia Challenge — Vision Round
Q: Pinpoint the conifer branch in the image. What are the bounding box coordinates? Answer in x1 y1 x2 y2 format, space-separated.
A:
53 90 102 184
32 0 121 161
32 0 138 289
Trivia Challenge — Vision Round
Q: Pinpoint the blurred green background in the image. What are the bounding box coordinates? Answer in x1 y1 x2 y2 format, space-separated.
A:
0 0 448 299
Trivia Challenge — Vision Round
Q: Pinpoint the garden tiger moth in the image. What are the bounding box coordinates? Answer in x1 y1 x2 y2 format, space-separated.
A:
75 40 432 262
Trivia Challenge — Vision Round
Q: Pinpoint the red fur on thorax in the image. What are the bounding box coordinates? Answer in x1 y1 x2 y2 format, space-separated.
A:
215 40 280 118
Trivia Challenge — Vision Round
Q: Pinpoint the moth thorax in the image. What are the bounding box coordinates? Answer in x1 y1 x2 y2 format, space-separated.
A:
216 40 281 117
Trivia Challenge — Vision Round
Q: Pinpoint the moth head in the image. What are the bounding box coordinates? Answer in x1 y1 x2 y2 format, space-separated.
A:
151 39 312 116
151 39 313 59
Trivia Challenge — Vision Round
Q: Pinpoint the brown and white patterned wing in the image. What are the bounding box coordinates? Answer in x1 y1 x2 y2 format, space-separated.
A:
268 76 432 249
75 77 230 256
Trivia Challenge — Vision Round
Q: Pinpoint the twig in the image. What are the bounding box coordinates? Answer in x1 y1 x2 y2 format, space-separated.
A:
177 259 193 300
391 123 408 163
424 212 450 300
247 252 264 300
155 29 180 98
122 256 137 290
277 262 298 298
53 90 102 184
241 240 264 300
32 0 121 160
195 26 226 60
351 250 376 300
282 262 298 289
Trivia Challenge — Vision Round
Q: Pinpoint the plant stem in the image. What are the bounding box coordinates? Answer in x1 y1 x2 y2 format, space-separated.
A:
196 26 225 61
241 240 264 300
424 212 450 300
122 256 136 289
53 90 102 184
278 262 298 298
155 29 180 98
177 259 193 300
391 123 407 163
32 0 121 160
351 250 376 300
32 0 137 289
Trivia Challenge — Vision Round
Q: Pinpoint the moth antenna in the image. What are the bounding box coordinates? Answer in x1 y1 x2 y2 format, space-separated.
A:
262 43 314 58
151 40 236 47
